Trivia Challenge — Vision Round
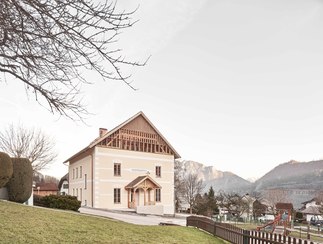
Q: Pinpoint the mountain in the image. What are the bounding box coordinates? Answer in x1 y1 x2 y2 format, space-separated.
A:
253 160 323 208
179 159 323 208
178 160 253 193
254 159 323 191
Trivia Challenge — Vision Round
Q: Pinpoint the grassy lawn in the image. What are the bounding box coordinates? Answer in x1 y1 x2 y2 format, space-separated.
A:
0 201 227 243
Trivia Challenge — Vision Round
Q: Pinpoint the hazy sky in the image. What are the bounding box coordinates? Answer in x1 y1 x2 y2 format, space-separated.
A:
1 0 323 180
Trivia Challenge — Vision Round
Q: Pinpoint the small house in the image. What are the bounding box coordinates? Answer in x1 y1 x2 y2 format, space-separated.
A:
34 182 59 196
58 173 69 195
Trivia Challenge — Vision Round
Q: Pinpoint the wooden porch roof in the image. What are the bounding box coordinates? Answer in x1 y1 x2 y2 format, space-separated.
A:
125 175 161 189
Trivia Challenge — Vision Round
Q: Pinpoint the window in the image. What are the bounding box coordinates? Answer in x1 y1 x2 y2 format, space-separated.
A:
84 174 87 189
76 188 78 198
76 167 78 179
156 189 161 202
80 166 82 178
80 188 82 202
73 188 75 196
114 163 121 176
63 183 69 189
156 166 161 177
114 188 121 203
73 169 75 179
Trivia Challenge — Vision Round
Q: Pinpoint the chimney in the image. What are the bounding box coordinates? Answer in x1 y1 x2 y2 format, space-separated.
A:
99 128 107 137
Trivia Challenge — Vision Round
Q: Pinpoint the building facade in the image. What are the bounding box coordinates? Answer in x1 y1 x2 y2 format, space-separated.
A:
58 173 69 195
34 183 59 196
64 112 180 215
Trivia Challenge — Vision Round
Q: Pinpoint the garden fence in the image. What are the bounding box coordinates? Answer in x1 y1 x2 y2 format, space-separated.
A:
186 216 320 244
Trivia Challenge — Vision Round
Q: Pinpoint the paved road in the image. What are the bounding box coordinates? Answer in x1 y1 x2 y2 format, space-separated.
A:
79 207 188 226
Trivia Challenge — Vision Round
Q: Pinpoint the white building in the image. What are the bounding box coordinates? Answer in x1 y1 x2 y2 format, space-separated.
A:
63 112 180 216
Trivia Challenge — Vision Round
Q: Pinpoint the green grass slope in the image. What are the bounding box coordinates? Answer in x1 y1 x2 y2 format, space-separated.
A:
0 201 227 243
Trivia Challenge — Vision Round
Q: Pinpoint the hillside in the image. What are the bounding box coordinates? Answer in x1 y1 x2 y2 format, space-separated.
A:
179 159 323 208
179 160 252 193
254 160 323 191
253 160 323 208
0 200 224 243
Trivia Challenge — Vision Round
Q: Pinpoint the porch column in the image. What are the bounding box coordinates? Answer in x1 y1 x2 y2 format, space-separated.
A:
143 189 147 206
127 190 130 208
153 188 156 205
133 188 136 208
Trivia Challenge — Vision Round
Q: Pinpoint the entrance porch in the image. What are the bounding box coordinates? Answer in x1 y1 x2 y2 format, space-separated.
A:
125 175 161 211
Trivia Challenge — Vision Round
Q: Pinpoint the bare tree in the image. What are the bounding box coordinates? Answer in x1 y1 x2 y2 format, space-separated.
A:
0 0 146 120
183 173 204 214
174 160 185 212
264 188 290 212
253 199 268 219
0 123 57 172
217 191 249 219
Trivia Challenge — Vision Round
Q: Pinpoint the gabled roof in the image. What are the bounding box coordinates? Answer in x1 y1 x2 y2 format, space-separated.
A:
301 198 322 205
125 175 161 189
276 202 293 210
58 173 69 189
34 183 58 191
63 111 180 164
301 206 321 215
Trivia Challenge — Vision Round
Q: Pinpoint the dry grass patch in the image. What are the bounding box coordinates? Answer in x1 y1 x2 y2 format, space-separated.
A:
0 200 227 243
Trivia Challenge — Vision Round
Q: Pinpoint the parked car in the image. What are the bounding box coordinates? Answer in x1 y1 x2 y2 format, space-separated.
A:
258 215 275 223
310 216 323 226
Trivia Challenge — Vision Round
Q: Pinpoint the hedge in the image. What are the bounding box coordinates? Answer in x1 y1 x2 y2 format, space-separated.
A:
34 194 81 211
0 152 13 188
6 158 33 203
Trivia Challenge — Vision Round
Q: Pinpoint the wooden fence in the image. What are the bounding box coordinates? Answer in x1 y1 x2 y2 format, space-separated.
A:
186 216 320 244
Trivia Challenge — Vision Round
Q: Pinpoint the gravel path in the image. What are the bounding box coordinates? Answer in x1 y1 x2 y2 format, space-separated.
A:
79 207 188 226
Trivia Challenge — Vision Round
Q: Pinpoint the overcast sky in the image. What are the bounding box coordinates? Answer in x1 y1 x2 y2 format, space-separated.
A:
1 0 323 181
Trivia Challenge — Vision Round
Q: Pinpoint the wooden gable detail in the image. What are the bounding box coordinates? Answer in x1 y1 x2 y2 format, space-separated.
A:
123 115 156 134
98 114 175 156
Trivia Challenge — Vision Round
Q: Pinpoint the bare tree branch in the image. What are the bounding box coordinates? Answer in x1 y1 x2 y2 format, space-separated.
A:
174 160 186 212
0 123 57 172
183 173 204 214
0 0 146 120
217 191 249 219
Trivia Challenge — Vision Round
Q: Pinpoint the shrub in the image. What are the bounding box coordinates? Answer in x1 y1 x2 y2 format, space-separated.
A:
35 194 81 211
7 158 33 203
0 152 13 188
33 194 45 207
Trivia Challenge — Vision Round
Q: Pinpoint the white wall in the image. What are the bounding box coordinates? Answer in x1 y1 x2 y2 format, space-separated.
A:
0 187 8 200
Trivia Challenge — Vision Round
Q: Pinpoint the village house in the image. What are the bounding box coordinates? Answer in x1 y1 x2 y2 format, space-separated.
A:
58 173 69 195
34 182 59 196
300 198 323 222
63 112 180 216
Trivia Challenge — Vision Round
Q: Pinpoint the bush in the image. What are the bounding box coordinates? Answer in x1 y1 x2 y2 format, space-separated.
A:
33 194 44 207
0 152 13 188
34 194 81 211
7 158 33 203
